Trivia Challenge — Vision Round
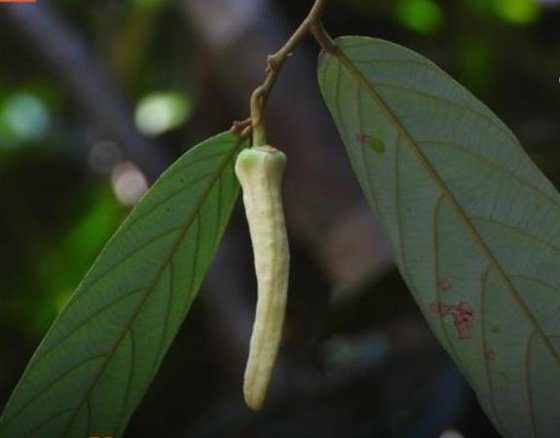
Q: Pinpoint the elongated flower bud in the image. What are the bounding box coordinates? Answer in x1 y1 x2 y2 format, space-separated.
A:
235 145 289 411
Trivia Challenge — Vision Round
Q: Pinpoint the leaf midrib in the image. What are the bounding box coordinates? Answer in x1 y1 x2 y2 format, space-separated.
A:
328 44 560 368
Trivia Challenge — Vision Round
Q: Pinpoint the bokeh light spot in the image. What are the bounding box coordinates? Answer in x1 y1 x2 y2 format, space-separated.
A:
135 91 192 136
395 0 443 35
0 92 50 147
111 161 149 206
492 0 540 25
439 430 465 438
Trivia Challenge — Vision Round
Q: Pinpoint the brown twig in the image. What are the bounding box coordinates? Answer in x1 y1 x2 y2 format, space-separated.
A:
248 0 333 146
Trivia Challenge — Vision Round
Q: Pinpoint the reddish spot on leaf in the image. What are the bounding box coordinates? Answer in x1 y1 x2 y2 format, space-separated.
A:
430 300 474 340
485 349 496 362
356 133 372 145
437 278 451 290
356 133 385 154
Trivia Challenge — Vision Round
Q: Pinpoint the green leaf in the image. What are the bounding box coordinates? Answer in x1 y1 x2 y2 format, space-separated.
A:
0 131 247 437
318 36 560 437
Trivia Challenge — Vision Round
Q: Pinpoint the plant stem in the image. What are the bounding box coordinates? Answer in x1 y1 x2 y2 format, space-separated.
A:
310 21 338 54
248 0 333 146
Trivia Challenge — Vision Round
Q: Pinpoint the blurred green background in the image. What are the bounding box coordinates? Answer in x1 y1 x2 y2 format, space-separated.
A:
0 0 559 436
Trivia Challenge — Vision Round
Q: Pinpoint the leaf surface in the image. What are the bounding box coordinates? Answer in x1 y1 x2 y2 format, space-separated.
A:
318 36 560 437
0 131 247 437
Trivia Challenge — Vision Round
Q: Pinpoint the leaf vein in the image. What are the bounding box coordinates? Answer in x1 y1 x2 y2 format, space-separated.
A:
419 139 560 210
83 225 183 291
470 215 560 255
433 195 459 358
4 354 106 428
371 81 516 142
115 328 136 436
480 265 505 433
36 288 144 363
22 408 74 438
508 273 559 291
124 169 217 230
525 331 538 438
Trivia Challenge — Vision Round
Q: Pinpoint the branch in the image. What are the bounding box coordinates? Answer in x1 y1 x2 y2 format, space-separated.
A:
248 0 335 146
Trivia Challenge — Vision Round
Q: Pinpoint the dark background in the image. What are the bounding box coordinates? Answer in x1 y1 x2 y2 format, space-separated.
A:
1 0 559 436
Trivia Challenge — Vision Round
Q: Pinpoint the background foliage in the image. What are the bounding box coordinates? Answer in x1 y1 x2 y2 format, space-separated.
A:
0 0 559 436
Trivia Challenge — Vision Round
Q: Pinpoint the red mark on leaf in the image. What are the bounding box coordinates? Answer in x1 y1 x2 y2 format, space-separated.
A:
437 278 451 290
430 300 473 340
356 133 372 145
485 349 496 362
